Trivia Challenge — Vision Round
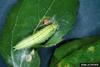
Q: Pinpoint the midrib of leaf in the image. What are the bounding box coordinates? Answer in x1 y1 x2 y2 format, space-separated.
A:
10 0 26 67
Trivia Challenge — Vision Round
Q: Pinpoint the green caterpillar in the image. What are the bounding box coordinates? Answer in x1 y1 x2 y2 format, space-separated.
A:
13 23 58 50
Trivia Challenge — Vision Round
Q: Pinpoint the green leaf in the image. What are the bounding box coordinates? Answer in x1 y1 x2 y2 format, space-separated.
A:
58 40 100 67
50 36 100 67
0 0 78 67
44 0 79 47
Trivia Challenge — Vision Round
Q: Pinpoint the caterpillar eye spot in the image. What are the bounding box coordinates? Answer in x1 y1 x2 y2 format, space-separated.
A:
43 19 50 25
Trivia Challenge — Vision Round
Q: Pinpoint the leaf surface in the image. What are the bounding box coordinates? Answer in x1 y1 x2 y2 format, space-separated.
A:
0 0 79 67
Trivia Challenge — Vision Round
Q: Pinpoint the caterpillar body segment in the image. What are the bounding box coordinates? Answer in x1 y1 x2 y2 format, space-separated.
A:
13 23 58 50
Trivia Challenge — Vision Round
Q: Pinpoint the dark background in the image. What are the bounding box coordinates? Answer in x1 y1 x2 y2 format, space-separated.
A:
0 0 100 67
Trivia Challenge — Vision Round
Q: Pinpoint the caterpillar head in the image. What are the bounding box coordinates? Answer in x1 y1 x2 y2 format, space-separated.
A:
40 16 57 26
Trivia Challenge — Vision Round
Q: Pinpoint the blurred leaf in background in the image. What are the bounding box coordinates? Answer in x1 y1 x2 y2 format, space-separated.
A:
50 36 100 67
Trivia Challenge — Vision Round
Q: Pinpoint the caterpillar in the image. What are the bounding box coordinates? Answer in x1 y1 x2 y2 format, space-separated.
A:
13 23 58 50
